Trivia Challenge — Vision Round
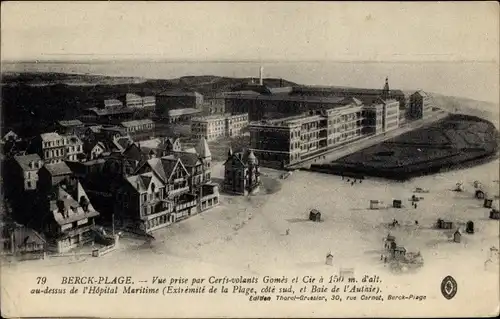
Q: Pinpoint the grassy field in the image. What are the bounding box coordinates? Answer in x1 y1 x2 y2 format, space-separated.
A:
314 114 499 180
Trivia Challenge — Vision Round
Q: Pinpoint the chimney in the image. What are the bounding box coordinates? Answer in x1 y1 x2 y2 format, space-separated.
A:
259 66 264 86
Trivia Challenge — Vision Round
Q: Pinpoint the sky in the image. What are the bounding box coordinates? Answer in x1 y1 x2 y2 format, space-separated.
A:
1 1 499 62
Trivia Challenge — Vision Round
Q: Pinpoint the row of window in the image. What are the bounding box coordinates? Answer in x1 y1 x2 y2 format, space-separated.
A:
123 124 154 132
43 139 66 148
145 214 171 230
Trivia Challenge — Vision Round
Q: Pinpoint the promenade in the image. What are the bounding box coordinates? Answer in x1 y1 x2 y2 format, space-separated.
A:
289 110 449 169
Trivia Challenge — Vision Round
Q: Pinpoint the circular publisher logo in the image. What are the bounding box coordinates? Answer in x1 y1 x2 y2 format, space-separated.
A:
441 275 458 300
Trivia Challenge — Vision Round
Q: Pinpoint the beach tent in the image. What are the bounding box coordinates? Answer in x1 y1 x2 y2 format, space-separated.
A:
484 199 493 208
466 221 474 234
490 209 500 220
393 200 402 208
325 252 333 266
309 209 321 222
370 200 381 210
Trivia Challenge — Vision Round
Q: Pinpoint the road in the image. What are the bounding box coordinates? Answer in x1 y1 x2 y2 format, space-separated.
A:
289 110 449 169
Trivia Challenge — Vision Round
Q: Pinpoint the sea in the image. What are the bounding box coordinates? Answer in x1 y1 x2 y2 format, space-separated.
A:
1 60 499 106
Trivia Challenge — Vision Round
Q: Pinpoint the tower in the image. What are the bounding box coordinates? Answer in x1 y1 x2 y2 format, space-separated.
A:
195 137 212 182
246 150 259 193
382 77 390 100
259 66 264 86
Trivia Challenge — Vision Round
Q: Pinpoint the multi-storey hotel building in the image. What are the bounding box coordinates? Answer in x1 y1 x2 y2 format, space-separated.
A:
249 99 365 168
191 113 249 141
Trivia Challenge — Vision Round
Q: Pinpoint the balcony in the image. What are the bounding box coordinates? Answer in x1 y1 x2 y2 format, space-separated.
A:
61 225 92 238
176 200 197 211
168 186 190 198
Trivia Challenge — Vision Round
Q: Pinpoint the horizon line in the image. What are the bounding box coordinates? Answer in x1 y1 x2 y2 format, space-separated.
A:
2 58 498 64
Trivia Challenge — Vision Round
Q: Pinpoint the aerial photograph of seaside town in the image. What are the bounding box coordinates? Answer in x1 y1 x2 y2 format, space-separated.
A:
1 2 499 318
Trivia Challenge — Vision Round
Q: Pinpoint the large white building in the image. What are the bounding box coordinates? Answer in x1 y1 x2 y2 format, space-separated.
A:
191 113 249 141
249 97 400 168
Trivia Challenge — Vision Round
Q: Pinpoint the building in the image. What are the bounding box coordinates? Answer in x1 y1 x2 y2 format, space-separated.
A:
164 108 202 123
223 148 261 195
55 120 85 135
113 137 218 233
38 162 74 194
202 93 226 115
36 161 100 252
142 96 156 110
362 104 385 135
155 91 204 119
118 93 156 110
34 132 68 164
12 154 44 192
408 91 432 120
191 113 249 141
154 137 182 157
4 225 46 254
44 184 99 252
120 93 143 109
248 100 364 168
66 135 84 162
378 98 400 132
83 141 107 160
80 99 134 125
225 78 405 122
225 90 346 122
80 108 135 125
2 130 20 143
81 125 133 153
120 119 155 140
116 156 195 232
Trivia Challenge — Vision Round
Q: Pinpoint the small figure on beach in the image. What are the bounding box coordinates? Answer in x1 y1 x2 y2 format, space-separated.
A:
391 219 399 227
351 181 355 186
359 180 362 184
285 228 290 236
415 220 419 225
414 203 418 209
341 176 344 180
347 179 350 182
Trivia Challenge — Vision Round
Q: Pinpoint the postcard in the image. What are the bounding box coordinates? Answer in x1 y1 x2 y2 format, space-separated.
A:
1 1 499 318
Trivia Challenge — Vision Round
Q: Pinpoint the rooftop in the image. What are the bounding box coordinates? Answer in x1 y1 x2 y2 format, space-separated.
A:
120 119 154 127
57 119 84 127
40 132 63 142
167 108 201 117
192 113 232 122
249 113 324 128
84 107 134 116
66 135 82 145
103 99 124 107
11 226 46 247
52 186 99 226
124 93 142 100
14 153 42 171
294 86 405 97
44 162 72 176
225 92 347 104
158 91 203 98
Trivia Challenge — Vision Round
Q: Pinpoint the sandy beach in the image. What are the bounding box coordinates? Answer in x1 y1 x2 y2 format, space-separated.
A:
2 158 499 317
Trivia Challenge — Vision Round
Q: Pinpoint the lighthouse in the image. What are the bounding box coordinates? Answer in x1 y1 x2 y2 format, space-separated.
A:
259 66 264 85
